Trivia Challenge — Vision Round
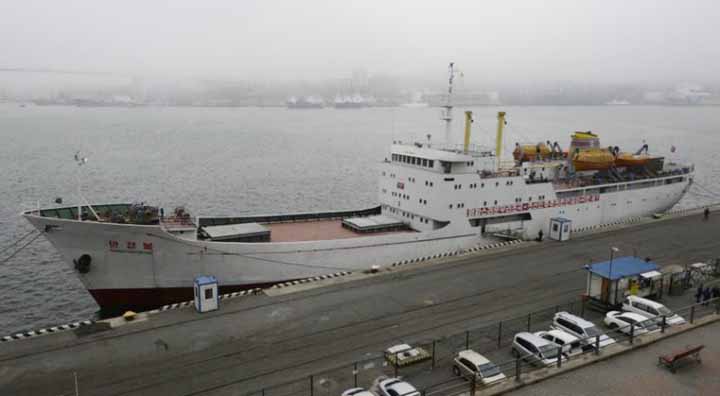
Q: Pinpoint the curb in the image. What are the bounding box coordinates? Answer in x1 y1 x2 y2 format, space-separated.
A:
390 239 524 269
270 271 353 289
147 287 263 314
1 320 94 343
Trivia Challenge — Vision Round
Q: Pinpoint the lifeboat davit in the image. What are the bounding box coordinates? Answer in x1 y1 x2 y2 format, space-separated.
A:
572 149 615 171
513 143 552 161
615 153 651 167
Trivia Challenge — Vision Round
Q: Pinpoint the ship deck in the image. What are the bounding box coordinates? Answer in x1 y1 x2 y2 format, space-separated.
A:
264 219 414 242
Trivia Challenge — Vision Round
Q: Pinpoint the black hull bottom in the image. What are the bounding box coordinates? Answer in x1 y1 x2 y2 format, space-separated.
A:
89 282 285 318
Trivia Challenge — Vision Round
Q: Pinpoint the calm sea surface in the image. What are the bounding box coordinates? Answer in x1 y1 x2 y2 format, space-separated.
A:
1 103 719 334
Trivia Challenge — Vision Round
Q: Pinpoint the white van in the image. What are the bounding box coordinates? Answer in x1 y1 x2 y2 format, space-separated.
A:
511 332 566 366
452 349 507 385
622 296 686 326
551 312 616 348
534 329 583 357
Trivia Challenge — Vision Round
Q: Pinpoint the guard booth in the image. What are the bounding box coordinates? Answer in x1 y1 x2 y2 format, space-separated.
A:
549 217 572 241
585 257 662 307
194 275 219 313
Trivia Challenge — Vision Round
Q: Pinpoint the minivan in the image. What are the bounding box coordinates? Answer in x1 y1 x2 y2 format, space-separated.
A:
534 329 583 357
511 332 566 366
622 296 686 326
452 349 507 385
551 312 615 348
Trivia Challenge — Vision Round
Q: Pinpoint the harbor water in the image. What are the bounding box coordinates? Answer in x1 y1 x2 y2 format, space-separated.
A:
1 103 719 334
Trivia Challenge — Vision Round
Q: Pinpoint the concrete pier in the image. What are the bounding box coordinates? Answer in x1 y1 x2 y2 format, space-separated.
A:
1 210 719 395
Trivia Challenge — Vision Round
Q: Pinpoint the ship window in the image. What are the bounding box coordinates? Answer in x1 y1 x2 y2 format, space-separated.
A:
481 183 484 188
495 182 499 187
430 182 434 187
425 181 428 186
449 204 453 209
528 197 533 201
494 200 498 205
422 159 428 166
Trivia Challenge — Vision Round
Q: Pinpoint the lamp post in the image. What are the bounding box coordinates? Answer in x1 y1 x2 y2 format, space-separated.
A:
609 247 620 304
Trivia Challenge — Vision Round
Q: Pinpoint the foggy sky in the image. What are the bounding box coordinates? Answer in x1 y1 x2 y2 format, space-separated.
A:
2 0 719 84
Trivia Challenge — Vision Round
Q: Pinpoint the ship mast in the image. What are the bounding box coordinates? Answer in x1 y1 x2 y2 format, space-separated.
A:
441 62 458 144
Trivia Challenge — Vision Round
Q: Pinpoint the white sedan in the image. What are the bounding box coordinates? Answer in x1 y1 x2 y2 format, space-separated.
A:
342 388 377 396
603 311 659 335
378 378 420 396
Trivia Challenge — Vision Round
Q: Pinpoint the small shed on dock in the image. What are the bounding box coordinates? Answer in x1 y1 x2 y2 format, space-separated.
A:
585 257 662 307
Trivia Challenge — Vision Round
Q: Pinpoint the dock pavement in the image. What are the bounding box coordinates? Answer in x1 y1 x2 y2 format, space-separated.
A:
1 210 719 395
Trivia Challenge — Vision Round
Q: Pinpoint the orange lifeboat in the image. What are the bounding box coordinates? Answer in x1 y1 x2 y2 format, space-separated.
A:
513 143 552 161
614 153 651 167
572 149 615 171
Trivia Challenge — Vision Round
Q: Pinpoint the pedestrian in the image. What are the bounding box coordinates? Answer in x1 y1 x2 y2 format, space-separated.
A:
537 229 544 242
704 208 710 221
703 287 712 306
695 284 704 303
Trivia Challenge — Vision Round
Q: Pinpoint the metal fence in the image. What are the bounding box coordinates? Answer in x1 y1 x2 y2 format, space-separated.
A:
239 295 720 396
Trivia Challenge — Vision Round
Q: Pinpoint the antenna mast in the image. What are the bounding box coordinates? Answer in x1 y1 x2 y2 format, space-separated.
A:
441 62 457 144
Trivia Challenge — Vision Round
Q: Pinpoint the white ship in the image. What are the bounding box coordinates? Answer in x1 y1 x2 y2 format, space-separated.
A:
22 65 695 313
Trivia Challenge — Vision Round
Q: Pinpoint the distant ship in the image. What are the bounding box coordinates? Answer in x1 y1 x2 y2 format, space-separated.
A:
605 99 631 105
286 96 325 109
22 64 695 314
334 94 370 109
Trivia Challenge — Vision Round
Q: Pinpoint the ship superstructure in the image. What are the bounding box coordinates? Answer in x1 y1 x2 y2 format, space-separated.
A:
21 65 695 313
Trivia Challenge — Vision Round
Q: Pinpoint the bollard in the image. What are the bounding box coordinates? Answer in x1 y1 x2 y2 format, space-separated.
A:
497 321 503 348
595 335 600 355
262 389 265 396
690 305 695 324
310 375 314 396
465 331 470 349
661 315 667 333
515 358 522 381
470 375 477 396
629 323 634 344
556 346 562 368
354 362 358 387
580 297 586 318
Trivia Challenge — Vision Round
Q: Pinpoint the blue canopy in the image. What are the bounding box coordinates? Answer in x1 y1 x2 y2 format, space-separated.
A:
586 257 659 281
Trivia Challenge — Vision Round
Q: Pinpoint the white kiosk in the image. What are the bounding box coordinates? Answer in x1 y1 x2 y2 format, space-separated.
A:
194 275 219 313
549 217 572 241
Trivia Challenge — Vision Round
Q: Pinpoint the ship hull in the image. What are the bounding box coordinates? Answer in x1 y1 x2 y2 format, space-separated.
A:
23 170 692 313
23 212 481 312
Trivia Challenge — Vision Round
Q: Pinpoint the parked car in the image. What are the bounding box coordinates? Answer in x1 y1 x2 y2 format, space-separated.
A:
342 388 376 396
378 378 420 396
604 311 660 335
384 344 431 367
452 349 507 385
534 329 583 357
551 312 616 349
622 295 686 326
511 332 566 366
